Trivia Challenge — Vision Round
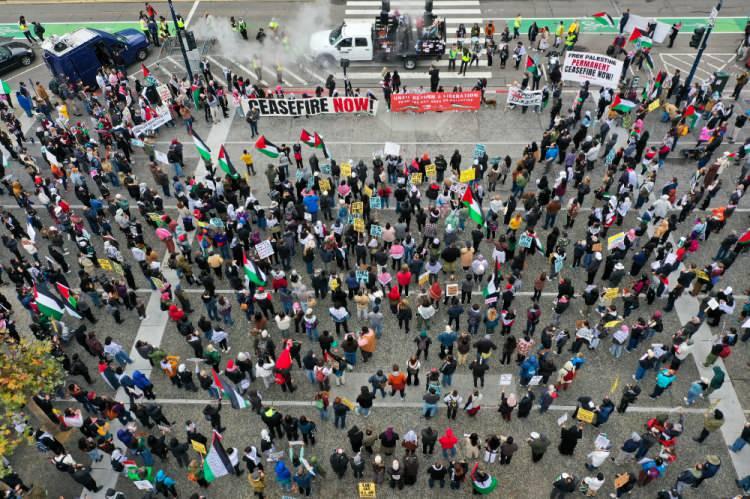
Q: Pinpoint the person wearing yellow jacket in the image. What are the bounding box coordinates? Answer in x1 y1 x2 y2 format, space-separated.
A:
19 16 36 43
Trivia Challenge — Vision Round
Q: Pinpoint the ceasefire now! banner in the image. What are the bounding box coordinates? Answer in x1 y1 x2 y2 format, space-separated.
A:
241 96 377 117
561 51 624 88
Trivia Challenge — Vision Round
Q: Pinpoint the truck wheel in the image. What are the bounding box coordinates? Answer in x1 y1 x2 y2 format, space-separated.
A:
403 58 417 70
20 55 32 66
136 49 148 61
315 55 336 69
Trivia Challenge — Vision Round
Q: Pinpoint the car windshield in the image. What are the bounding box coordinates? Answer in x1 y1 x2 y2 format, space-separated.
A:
115 34 128 43
329 24 344 45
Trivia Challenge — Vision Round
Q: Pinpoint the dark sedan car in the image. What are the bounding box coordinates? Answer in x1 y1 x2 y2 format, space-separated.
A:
0 41 35 75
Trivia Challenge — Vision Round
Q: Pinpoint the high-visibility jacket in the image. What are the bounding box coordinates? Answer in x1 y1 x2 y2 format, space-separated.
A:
159 21 169 37
565 33 576 47
238 20 247 31
140 18 148 32
448 48 457 60
461 51 471 63
513 16 522 29
176 17 185 29
555 24 564 38
19 22 29 32
568 22 579 35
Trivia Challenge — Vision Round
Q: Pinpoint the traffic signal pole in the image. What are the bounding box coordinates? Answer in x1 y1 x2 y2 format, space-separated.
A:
672 0 722 152
167 0 194 82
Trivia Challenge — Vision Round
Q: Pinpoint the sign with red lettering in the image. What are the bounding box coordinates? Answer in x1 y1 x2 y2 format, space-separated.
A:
243 97 377 117
561 51 623 89
390 91 481 113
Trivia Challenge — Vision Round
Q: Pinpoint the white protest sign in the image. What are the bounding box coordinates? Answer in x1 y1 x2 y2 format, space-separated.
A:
499 374 512 386
255 240 275 259
154 150 169 165
506 86 543 107
562 51 624 89
384 142 401 157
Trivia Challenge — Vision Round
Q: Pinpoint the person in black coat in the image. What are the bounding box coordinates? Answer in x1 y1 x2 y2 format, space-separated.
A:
348 425 364 453
558 422 583 455
330 448 349 478
169 438 191 467
517 389 535 418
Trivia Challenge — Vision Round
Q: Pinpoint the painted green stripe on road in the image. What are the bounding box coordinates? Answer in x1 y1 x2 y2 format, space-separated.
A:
0 21 140 39
0 16 746 40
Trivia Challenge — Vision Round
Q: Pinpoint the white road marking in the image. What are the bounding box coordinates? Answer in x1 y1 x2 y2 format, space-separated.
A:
186 0 201 26
346 8 481 15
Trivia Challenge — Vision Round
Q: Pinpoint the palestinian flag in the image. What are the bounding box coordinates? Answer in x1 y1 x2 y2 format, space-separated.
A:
211 369 249 409
525 55 537 75
33 287 64 320
55 282 78 311
300 129 316 147
203 431 234 482
217 145 240 179
592 12 615 28
471 463 499 494
629 28 653 49
649 70 666 99
192 131 212 163
141 63 150 78
313 132 330 159
461 187 484 226
243 251 266 286
254 135 280 158
737 228 750 247
611 95 636 113
684 104 696 117
0 80 11 96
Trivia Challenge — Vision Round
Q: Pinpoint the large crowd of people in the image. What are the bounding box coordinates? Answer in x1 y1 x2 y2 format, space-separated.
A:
1 4 750 499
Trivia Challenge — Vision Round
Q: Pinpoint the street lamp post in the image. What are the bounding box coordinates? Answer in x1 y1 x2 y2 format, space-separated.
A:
167 0 194 82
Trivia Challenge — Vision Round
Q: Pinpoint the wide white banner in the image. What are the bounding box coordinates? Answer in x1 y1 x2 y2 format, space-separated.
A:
241 96 378 117
506 87 543 107
623 14 670 44
562 51 624 88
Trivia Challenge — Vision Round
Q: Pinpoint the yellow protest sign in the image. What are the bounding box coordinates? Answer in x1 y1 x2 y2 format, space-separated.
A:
425 164 436 177
358 482 376 498
341 163 352 177
98 259 113 271
604 319 621 328
610 376 620 394
351 202 364 214
363 186 373 197
459 168 475 183
418 272 430 286
604 288 619 300
576 408 596 424
191 440 207 455
319 178 331 191
151 277 164 290
647 99 661 112
410 173 422 185
353 218 365 232
695 270 709 281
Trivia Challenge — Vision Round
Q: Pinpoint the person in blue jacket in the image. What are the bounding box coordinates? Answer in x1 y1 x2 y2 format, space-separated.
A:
275 460 292 492
519 355 539 386
154 469 177 497
293 465 314 496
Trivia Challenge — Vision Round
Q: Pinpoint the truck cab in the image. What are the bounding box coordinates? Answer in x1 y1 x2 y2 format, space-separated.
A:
309 23 373 66
42 28 149 87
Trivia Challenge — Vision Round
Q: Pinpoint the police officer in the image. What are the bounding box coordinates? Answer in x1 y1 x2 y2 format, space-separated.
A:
19 16 36 44
139 15 150 44
175 14 186 31
238 18 248 40
448 44 457 71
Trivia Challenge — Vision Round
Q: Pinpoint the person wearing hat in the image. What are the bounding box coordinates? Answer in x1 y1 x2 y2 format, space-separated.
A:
694 455 720 488
693 409 725 443
550 472 576 498
526 432 550 462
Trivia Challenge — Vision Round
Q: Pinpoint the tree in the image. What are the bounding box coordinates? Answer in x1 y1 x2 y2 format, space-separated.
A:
0 339 66 477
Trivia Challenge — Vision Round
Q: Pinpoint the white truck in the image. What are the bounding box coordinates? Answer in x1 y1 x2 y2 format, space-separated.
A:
309 3 446 70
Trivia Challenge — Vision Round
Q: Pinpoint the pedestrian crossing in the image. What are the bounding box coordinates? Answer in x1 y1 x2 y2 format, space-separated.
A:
657 52 737 81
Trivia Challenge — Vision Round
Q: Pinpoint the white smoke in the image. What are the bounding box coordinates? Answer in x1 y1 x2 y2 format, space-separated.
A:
189 1 334 83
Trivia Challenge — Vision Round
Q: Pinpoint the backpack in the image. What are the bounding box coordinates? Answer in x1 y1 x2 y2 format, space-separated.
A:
54 458 73 472
111 458 125 472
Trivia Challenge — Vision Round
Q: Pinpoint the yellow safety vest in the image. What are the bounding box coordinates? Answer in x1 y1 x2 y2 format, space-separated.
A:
19 22 29 32
514 17 522 29
269 20 279 30
140 19 148 31
176 18 185 29
448 48 457 60
462 52 470 63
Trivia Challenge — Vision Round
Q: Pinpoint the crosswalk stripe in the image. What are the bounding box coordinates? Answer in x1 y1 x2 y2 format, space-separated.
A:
346 0 480 5
346 8 481 14
345 17 484 24
335 71 492 79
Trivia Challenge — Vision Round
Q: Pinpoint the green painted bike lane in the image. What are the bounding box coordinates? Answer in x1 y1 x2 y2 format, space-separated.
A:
0 16 746 39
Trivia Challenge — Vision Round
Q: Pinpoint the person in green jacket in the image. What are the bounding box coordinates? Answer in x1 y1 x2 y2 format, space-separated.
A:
693 409 725 443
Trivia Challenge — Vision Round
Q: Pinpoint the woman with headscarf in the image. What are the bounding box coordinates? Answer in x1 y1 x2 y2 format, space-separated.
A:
498 392 517 421
388 459 403 490
402 430 418 455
